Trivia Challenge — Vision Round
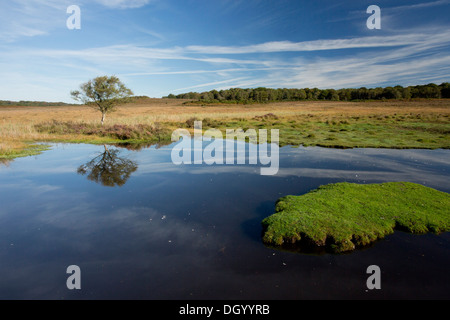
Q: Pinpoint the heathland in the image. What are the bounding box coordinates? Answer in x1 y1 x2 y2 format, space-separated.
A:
1 97 449 253
0 98 449 160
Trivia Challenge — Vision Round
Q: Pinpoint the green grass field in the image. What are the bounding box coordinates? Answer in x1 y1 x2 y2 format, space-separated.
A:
262 182 450 253
192 111 450 149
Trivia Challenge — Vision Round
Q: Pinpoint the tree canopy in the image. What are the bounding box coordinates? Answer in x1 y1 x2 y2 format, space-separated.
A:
164 82 450 104
71 75 133 125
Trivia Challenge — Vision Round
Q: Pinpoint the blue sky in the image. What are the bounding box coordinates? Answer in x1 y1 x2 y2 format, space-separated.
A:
0 0 449 102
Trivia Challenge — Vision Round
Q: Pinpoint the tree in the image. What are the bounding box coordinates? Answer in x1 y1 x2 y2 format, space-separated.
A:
318 89 329 100
440 82 450 98
297 89 307 100
200 91 214 100
210 89 223 101
382 87 402 99
71 75 133 125
326 89 339 101
337 88 351 101
402 87 411 99
77 145 138 187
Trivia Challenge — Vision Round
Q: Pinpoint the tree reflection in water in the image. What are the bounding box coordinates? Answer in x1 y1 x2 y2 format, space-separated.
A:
0 158 12 167
77 145 138 187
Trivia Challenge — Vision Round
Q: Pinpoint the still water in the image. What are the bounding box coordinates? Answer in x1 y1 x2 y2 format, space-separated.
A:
0 142 449 299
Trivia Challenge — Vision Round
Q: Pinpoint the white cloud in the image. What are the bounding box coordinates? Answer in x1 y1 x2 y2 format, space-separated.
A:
185 34 424 54
387 0 450 11
169 77 250 93
0 0 155 42
0 25 48 41
1 22 449 100
12 27 449 65
0 0 68 42
94 0 153 9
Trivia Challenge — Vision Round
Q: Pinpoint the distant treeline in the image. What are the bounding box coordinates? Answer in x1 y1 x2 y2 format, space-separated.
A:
0 100 75 107
0 96 153 107
164 82 450 103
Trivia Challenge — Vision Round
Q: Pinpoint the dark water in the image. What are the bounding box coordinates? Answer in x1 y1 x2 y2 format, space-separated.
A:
0 142 449 300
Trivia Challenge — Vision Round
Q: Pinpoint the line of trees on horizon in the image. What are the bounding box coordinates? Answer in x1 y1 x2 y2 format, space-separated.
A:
0 100 76 107
164 82 450 103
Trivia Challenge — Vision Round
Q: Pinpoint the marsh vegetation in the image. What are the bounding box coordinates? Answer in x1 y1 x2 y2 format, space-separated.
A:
262 182 450 253
1 99 449 160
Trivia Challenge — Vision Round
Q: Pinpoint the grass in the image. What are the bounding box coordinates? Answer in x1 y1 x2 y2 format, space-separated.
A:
34 120 171 142
0 98 449 159
0 142 50 160
261 182 450 253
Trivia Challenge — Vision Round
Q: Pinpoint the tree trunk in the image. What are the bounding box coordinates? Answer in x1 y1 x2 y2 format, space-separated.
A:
101 112 106 126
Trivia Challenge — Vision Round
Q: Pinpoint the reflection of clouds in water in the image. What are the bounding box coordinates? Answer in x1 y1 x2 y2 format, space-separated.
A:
1 144 449 299
2 164 76 175
136 163 448 188
0 189 220 299
0 180 62 195
170 137 272 166
32 198 214 253
275 168 449 190
3 143 448 192
276 147 450 190
135 146 449 190
9 143 448 188
280 147 447 168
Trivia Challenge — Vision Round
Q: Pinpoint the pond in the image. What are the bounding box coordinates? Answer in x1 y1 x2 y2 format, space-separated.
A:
0 141 449 299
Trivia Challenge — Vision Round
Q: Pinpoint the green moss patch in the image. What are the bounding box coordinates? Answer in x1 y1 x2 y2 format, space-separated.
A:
261 182 450 253
0 143 50 160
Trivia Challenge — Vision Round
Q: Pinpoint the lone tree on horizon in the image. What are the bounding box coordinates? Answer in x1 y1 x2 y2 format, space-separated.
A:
71 75 134 125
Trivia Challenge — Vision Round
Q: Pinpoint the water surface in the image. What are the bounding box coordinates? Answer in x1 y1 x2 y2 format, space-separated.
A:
0 142 448 299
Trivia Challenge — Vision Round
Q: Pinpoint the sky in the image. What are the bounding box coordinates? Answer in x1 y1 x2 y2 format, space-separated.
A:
0 0 449 103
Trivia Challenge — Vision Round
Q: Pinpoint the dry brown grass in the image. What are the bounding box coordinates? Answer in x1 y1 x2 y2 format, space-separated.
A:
1 98 448 124
1 98 449 157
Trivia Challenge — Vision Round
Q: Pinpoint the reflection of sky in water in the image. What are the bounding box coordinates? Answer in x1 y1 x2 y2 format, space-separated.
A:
0 142 449 299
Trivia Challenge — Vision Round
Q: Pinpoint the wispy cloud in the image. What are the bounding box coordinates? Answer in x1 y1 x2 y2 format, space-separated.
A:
185 34 424 54
0 25 48 41
326 0 450 27
132 26 166 40
0 0 69 42
387 0 450 11
93 0 153 9
10 26 449 63
0 0 155 42
169 77 250 93
1 8 449 100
